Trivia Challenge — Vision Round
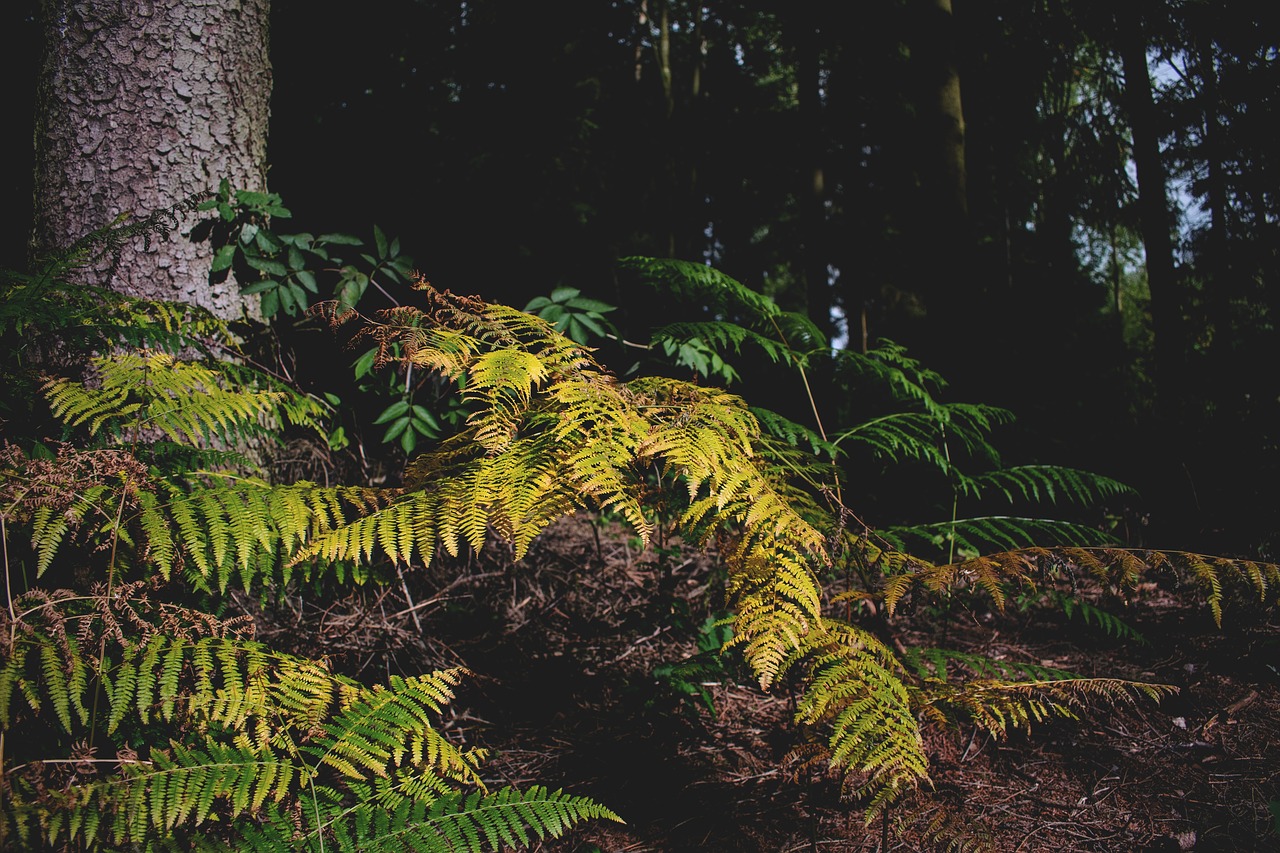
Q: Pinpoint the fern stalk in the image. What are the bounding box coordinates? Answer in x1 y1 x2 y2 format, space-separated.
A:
766 314 837 503
89 487 130 750
2 516 12 810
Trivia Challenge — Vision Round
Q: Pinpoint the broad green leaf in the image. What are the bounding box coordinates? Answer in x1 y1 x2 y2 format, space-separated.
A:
317 233 364 246
255 229 283 253
245 255 287 277
242 279 278 295
295 270 318 293
411 405 440 429
211 244 237 273
383 415 411 442
260 288 279 317
374 400 410 424
574 313 607 337
353 348 378 379
566 297 616 313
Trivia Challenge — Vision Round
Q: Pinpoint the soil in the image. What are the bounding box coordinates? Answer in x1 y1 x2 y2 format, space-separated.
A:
243 514 1280 852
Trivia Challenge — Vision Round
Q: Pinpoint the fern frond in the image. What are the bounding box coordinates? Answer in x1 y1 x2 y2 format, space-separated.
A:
956 465 1133 505
42 351 329 451
788 621 929 819
29 505 70 577
915 801 994 852
882 546 1280 625
918 677 1175 738
319 287 838 705
901 647 1081 684
1 240 239 359
651 320 802 371
834 339 950 415
1 622 558 851
297 784 623 853
309 669 483 786
883 515 1116 558
618 255 783 320
1049 590 1148 643
9 739 292 849
835 404 1011 472
750 406 840 460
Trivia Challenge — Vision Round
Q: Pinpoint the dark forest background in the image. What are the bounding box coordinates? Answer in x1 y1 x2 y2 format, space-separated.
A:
5 0 1279 558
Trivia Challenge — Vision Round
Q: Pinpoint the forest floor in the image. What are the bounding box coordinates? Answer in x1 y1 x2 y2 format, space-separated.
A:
243 514 1280 852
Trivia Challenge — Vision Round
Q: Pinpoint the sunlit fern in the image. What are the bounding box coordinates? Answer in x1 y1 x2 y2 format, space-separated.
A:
43 351 330 453
8 270 1277 833
616 257 1135 572
880 545 1280 625
0 595 618 851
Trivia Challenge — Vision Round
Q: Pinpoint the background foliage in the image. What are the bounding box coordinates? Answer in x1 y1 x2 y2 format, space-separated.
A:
4 0 1280 848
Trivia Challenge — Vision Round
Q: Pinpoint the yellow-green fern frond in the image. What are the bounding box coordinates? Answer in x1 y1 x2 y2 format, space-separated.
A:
918 677 1175 739
0 616 564 852
784 620 929 816
5 739 292 849
309 669 482 786
42 351 330 451
6 451 397 591
881 546 1280 625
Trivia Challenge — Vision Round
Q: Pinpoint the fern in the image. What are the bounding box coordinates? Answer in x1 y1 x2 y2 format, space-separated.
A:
884 515 1117 557
918 676 1174 738
834 404 1011 471
312 785 624 853
1 204 238 359
619 256 827 384
43 351 330 452
0 613 616 851
299 283 1252 817
307 288 835 692
788 620 930 817
618 255 785 320
0 442 396 592
8 240 1279 848
901 647 1082 684
880 545 1280 626
750 406 839 460
899 647 1173 745
956 465 1133 505
1050 590 1148 643
835 339 951 417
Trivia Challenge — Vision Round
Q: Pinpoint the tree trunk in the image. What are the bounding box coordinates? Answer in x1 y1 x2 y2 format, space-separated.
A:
909 0 971 363
1194 32 1232 341
912 0 968 224
32 0 271 319
1118 6 1182 411
793 9 833 343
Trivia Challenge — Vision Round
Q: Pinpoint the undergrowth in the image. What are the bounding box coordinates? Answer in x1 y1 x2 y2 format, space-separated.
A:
1 212 1277 850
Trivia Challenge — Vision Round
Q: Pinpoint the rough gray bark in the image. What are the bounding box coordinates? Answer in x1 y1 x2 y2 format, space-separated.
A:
32 0 271 319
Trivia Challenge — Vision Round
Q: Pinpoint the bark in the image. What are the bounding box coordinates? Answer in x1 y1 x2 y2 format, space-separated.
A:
32 0 271 319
